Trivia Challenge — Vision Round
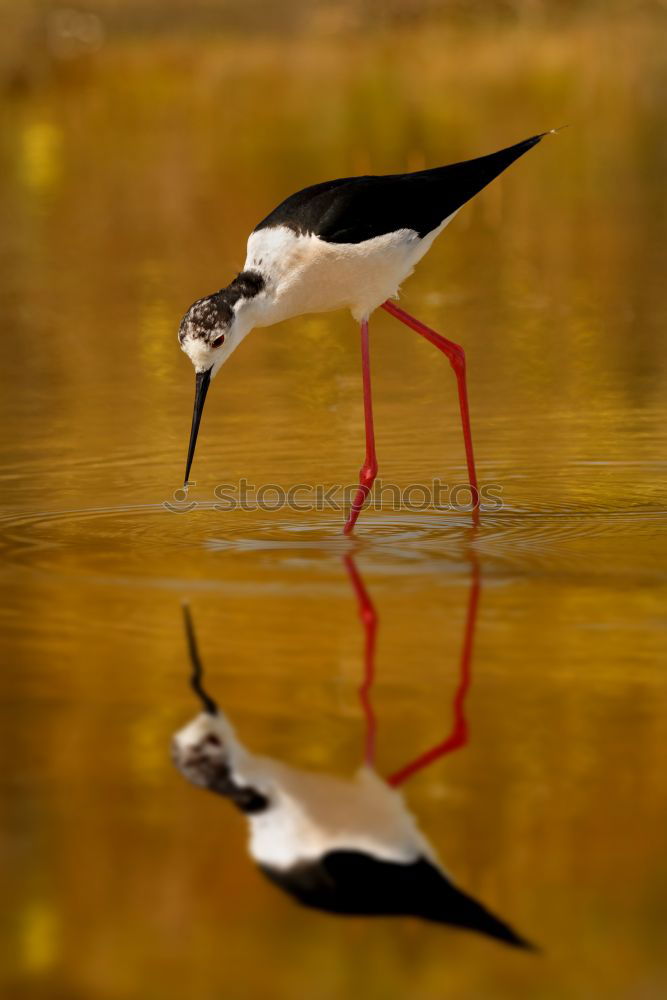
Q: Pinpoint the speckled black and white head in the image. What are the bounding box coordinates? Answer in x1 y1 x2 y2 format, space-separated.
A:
173 605 270 813
179 270 265 484
178 293 234 372
171 711 270 814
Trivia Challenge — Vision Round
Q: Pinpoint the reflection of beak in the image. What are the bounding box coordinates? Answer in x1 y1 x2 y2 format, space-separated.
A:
182 603 218 715
184 367 212 486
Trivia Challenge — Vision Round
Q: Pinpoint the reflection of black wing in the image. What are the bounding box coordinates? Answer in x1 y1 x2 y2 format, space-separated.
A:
253 134 546 245
260 851 531 949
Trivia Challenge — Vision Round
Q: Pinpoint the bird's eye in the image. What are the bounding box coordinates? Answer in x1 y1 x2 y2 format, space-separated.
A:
211 334 225 349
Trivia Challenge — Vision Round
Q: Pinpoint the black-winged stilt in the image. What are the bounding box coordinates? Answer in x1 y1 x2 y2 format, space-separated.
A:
179 131 556 532
173 563 530 947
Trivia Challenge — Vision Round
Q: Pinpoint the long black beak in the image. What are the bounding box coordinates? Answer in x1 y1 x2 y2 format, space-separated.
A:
181 603 218 715
184 367 212 486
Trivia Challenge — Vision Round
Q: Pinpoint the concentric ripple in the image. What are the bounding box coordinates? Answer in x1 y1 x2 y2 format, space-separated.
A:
1 497 664 589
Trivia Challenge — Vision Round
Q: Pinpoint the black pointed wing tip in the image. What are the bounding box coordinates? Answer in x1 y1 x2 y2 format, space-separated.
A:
471 918 537 951
501 930 539 952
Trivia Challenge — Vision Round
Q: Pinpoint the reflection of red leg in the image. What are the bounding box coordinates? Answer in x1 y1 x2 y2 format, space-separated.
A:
381 300 480 524
343 319 378 535
344 554 378 766
386 559 481 787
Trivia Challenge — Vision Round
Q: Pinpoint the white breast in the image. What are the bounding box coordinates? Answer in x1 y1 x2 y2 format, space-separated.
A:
243 762 438 870
174 712 442 873
244 214 457 325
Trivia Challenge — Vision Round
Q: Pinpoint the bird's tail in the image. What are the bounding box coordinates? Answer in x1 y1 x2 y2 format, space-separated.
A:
423 127 564 221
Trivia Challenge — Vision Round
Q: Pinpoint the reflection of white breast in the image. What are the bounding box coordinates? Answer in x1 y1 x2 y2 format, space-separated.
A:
174 711 442 874
232 749 439 872
243 215 457 325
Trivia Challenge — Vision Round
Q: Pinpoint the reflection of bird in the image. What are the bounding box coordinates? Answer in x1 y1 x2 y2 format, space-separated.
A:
172 561 531 948
179 131 557 532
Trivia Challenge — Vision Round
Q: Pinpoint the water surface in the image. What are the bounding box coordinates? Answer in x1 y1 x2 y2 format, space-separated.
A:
1 13 666 999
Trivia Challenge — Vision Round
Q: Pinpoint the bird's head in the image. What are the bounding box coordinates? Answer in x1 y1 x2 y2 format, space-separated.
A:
171 711 231 789
178 292 240 376
178 289 252 485
172 604 270 813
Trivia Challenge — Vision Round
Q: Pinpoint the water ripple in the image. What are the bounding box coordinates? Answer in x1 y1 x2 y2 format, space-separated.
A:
0 501 664 587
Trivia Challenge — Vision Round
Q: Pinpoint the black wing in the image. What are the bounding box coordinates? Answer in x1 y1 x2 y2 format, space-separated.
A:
260 851 532 948
253 133 548 245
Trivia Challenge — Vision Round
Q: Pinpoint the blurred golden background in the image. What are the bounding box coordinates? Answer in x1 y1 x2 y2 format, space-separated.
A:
1 2 666 998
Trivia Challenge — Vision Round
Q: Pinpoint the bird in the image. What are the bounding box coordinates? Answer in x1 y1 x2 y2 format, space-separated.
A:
178 130 558 533
171 558 531 947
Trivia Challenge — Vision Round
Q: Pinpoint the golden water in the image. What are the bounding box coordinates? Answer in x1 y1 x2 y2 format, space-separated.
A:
1 14 666 999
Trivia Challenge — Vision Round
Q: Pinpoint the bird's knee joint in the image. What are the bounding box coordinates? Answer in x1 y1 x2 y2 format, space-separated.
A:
361 608 376 628
449 345 466 374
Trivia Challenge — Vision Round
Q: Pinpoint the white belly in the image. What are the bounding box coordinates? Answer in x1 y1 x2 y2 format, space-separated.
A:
244 214 456 324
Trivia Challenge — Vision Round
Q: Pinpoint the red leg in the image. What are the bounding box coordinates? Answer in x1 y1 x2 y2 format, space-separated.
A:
386 558 480 787
343 319 378 535
381 300 480 524
344 554 378 765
